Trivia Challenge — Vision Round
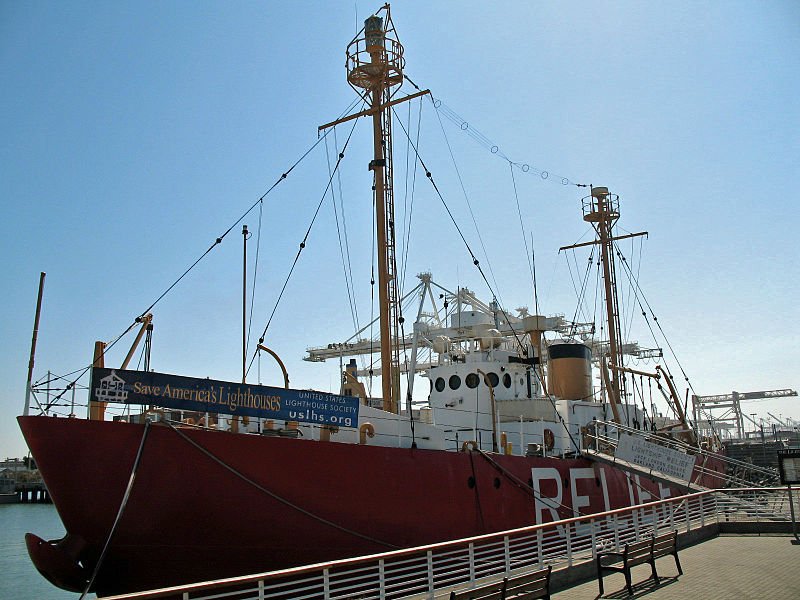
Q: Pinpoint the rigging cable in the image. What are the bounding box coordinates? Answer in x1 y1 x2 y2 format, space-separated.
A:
567 248 596 337
510 163 536 290
245 199 264 357
40 116 353 411
614 240 698 397
531 233 541 320
399 97 423 295
325 129 359 332
592 252 602 336
248 111 363 376
428 104 503 302
368 153 377 396
335 124 361 334
391 107 529 356
402 77 582 188
475 449 573 518
623 235 644 343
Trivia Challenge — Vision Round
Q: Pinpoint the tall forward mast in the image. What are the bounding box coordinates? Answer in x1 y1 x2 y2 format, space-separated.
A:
320 5 428 413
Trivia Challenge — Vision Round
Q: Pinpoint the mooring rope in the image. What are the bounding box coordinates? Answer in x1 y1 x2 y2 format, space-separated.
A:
166 423 398 549
79 419 152 599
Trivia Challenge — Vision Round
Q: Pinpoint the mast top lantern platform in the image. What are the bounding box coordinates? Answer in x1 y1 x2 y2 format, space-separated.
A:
346 7 405 93
583 186 620 224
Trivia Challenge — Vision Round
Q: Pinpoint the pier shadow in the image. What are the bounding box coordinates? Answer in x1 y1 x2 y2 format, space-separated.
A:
595 575 679 598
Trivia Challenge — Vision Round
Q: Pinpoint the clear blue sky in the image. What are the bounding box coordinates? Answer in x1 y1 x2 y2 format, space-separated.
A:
2 1 798 457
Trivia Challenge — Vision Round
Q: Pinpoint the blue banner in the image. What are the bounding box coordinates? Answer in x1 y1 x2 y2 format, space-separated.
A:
89 368 361 427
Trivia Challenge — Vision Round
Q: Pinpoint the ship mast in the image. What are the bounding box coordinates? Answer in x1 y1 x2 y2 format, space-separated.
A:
591 186 624 407
561 186 647 417
318 6 428 412
363 13 401 413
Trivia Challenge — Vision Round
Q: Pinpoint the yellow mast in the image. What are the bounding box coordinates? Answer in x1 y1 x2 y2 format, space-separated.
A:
345 6 405 413
320 5 429 413
591 186 624 408
561 187 647 418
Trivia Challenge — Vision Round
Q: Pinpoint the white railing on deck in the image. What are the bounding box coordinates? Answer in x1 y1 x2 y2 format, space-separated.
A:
100 487 798 600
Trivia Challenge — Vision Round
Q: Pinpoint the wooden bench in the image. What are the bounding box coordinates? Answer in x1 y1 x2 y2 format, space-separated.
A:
449 577 506 600
503 566 552 600
651 530 682 578
596 531 682 595
450 565 552 600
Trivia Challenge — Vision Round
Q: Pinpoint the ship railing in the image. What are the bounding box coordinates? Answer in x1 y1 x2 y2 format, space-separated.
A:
99 486 797 600
587 420 780 487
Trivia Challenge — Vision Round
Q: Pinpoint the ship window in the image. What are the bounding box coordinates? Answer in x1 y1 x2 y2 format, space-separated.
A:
486 372 499 388
435 377 445 392
503 373 511 388
466 373 479 388
449 375 461 390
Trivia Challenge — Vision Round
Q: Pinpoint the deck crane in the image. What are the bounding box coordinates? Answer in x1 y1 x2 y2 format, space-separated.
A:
692 389 798 439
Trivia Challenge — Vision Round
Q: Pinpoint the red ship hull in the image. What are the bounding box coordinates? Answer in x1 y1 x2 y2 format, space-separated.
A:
18 416 724 596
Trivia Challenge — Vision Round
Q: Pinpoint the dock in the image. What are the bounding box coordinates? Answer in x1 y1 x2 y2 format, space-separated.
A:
11 482 51 504
99 485 800 600
555 533 800 599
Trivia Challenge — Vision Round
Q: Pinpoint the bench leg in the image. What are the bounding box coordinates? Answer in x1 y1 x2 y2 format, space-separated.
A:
596 557 605 595
674 550 683 576
624 568 633 595
650 558 660 586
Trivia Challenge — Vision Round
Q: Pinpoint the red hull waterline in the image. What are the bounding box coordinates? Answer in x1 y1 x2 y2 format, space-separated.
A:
18 416 724 596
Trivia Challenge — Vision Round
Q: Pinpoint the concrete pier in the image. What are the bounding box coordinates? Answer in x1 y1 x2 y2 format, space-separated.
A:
15 483 51 503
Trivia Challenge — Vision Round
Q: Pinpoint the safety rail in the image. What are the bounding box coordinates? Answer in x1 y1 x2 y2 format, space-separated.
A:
714 486 798 522
100 486 797 600
586 420 780 487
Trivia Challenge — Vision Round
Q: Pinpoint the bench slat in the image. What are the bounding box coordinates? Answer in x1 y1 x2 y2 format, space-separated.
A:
505 566 551 600
449 566 551 600
505 567 550 585
450 579 505 600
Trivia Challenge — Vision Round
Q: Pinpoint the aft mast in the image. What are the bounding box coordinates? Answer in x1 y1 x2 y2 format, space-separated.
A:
589 186 625 409
561 187 647 418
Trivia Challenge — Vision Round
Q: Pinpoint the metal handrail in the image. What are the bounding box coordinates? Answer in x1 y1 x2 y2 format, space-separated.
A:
100 487 797 600
587 420 780 486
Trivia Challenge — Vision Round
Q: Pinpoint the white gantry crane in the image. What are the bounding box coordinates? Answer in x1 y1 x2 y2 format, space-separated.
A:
692 389 798 439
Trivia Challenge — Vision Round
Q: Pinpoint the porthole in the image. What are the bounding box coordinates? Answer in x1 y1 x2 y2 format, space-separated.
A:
486 372 499 388
449 375 461 390
503 373 512 388
434 377 445 392
466 373 479 388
